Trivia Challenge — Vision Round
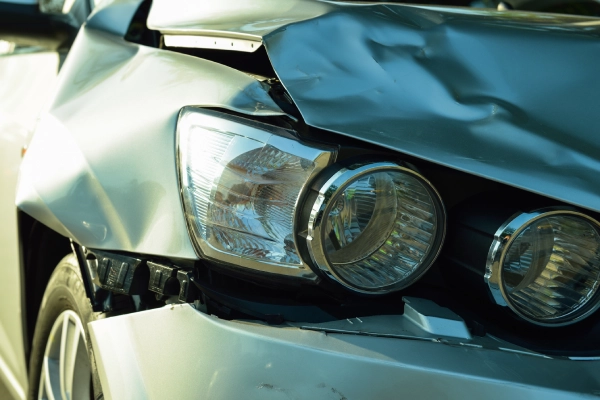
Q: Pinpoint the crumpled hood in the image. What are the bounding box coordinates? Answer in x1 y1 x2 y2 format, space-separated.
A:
150 1 600 213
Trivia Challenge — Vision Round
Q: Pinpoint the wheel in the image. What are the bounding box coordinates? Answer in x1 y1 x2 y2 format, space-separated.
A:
27 254 102 400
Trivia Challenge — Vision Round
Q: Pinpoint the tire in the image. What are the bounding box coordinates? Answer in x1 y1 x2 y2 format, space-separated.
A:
27 254 103 400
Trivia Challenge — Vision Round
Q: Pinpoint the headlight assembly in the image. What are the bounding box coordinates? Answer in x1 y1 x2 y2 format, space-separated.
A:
303 162 446 294
487 209 600 326
177 107 446 293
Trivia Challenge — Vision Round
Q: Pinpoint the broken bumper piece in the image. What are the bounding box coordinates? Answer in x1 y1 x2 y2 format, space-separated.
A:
89 304 600 400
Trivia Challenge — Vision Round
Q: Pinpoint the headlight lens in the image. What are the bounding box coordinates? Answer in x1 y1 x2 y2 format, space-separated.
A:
177 107 334 278
487 210 600 326
306 162 446 294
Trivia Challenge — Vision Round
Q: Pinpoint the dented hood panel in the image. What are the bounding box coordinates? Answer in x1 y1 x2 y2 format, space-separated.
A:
151 1 600 213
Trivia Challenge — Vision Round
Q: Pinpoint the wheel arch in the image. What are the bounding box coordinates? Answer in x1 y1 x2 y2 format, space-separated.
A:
17 210 72 368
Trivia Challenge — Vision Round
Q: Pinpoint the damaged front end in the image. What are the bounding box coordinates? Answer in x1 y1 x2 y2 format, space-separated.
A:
17 0 600 398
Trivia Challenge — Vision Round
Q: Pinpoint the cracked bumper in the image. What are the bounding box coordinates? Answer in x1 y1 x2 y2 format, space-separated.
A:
89 304 600 399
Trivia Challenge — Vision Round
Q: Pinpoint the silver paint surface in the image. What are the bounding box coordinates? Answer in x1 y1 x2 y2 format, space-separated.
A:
294 297 475 342
87 0 142 36
151 0 600 214
402 296 471 339
0 49 61 399
89 304 600 399
147 0 333 39
16 26 285 259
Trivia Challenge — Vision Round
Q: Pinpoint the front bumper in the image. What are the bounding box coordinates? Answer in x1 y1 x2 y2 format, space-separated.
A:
89 304 600 399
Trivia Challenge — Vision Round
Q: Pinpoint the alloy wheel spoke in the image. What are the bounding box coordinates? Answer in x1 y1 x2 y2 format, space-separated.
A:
60 313 82 400
59 314 69 399
38 310 91 400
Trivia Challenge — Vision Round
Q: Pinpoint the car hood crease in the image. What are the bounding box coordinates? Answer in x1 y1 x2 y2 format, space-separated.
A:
150 0 600 213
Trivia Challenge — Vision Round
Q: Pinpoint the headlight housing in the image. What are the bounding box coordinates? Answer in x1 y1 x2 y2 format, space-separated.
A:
303 162 446 294
487 209 600 326
178 108 446 293
177 107 335 279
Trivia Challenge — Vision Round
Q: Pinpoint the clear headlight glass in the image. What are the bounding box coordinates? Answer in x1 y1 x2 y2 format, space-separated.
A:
487 210 600 326
177 107 334 278
306 162 446 294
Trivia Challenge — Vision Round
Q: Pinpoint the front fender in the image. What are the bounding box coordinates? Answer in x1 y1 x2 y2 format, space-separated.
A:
16 24 285 259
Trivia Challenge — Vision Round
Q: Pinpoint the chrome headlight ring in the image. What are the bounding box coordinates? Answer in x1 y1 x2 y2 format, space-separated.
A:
304 161 446 294
486 208 600 326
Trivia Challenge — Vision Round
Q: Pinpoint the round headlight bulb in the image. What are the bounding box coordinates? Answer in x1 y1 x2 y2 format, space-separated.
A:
487 210 600 326
305 162 446 294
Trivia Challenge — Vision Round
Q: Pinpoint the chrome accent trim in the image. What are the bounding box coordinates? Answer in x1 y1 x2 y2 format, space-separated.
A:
305 161 446 294
176 107 336 280
497 347 553 359
163 34 262 53
486 208 600 326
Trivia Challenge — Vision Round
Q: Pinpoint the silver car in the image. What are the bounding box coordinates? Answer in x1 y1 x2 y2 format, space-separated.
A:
1 0 600 398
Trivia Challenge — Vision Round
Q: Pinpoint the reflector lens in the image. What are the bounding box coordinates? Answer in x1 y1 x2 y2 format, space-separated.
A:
187 133 310 265
501 215 600 323
307 162 446 294
178 107 334 277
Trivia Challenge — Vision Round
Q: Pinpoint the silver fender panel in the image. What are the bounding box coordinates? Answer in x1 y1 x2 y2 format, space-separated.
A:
16 26 284 259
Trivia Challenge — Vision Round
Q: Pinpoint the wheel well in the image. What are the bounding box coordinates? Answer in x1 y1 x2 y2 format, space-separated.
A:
18 211 72 366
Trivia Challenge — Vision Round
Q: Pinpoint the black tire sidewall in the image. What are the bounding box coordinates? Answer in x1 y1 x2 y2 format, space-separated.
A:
27 254 102 400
